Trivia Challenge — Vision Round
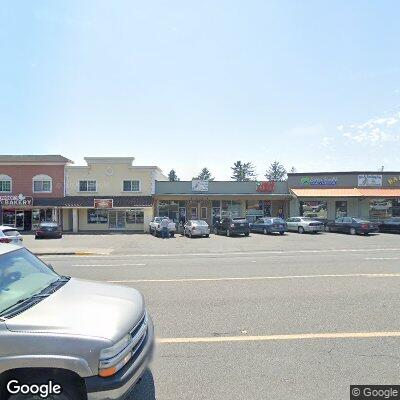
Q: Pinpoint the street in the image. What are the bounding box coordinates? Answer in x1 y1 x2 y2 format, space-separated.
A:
34 232 400 400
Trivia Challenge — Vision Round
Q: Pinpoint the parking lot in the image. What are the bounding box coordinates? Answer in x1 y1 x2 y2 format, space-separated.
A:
31 232 400 400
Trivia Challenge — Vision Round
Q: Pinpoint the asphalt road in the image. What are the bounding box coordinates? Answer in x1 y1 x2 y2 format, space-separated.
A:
39 233 400 400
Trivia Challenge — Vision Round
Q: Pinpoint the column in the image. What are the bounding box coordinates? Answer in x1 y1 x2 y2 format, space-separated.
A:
72 208 78 233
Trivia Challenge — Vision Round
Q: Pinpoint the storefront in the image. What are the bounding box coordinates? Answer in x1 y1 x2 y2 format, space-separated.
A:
59 196 153 233
0 194 59 230
154 180 291 225
288 172 400 221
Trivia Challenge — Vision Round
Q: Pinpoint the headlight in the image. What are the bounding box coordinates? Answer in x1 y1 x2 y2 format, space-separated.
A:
100 334 131 360
99 334 132 378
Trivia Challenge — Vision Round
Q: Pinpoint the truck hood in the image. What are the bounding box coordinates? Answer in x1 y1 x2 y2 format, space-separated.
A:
5 278 145 342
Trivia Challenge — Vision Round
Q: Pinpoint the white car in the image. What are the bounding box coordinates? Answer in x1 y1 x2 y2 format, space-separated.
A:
286 217 324 234
184 220 210 238
149 217 176 237
0 225 23 245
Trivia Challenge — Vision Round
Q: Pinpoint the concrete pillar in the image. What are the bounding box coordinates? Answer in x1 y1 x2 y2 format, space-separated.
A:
72 208 78 233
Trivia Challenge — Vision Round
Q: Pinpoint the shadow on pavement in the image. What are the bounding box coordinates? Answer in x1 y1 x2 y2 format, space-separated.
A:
129 369 156 400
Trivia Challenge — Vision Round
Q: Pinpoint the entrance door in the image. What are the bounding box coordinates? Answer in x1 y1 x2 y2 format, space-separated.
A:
24 211 32 231
109 211 126 230
15 210 24 230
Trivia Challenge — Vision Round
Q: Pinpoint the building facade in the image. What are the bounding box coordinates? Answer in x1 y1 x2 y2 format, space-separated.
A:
288 172 400 221
0 155 71 230
154 180 291 225
61 157 167 232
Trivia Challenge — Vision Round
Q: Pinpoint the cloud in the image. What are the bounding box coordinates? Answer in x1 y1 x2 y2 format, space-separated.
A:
340 111 400 146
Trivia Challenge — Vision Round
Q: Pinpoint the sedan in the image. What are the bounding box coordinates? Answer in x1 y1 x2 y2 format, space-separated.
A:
184 220 210 238
378 217 400 233
213 217 250 237
250 218 286 235
0 226 23 245
286 217 324 234
35 222 63 239
326 217 379 235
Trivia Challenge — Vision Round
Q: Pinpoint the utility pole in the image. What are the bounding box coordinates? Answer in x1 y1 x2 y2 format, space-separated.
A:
380 165 384 172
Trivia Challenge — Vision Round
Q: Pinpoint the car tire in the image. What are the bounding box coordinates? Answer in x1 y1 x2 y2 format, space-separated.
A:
350 227 356 235
227 229 231 237
244 232 249 237
279 232 285 235
298 226 305 234
263 228 267 235
170 232 175 238
205 234 210 238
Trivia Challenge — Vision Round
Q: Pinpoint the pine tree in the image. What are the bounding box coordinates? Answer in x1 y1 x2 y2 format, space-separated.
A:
168 169 179 181
230 161 257 181
265 161 287 181
193 167 214 181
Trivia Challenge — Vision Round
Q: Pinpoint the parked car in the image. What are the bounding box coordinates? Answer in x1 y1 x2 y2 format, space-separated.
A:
213 217 250 237
149 217 176 237
0 226 23 245
286 217 324 234
35 222 63 239
0 244 154 400
249 217 286 235
326 217 379 235
184 220 210 238
378 217 400 233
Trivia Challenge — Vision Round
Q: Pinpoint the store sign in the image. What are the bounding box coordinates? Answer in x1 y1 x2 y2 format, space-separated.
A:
300 176 338 186
387 176 400 185
192 179 209 192
358 174 382 187
0 194 33 206
94 199 113 208
256 181 275 192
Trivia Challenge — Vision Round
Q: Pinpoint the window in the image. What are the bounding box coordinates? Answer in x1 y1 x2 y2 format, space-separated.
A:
32 175 52 193
0 174 12 193
126 209 144 224
123 180 141 192
79 180 97 192
191 207 198 219
335 201 347 218
300 200 327 219
87 209 108 224
200 207 207 219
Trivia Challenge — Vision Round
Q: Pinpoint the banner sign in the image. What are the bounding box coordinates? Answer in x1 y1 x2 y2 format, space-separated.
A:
358 174 382 187
300 176 338 186
256 181 275 192
387 176 400 185
192 180 209 192
0 194 33 206
94 199 113 208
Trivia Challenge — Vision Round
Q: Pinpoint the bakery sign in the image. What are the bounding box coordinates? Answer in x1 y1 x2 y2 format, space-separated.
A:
387 176 400 185
94 199 113 208
0 194 33 206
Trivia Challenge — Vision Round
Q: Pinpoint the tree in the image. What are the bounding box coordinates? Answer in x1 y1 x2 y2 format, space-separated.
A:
168 169 179 181
265 161 287 181
231 161 257 181
193 167 214 181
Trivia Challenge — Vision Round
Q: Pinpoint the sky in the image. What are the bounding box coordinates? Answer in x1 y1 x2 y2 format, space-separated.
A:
1 0 400 180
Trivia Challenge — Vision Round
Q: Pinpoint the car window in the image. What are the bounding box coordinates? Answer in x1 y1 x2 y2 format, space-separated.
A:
273 218 285 223
343 217 352 223
3 229 20 237
335 218 343 223
194 220 208 226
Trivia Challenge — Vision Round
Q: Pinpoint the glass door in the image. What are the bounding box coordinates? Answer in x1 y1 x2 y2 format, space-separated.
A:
108 210 126 230
16 210 24 230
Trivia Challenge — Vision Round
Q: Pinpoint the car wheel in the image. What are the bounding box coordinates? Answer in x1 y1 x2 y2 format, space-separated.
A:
205 234 210 238
170 232 175 238
279 232 285 235
350 227 356 235
227 229 231 237
298 226 305 234
263 228 267 235
244 232 249 237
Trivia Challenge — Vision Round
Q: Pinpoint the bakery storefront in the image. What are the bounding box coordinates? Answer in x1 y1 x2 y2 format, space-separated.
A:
0 194 59 231
60 196 154 233
288 172 400 221
154 180 291 225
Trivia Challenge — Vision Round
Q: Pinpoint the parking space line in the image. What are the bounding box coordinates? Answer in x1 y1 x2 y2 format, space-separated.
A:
108 272 400 283
365 258 400 260
156 331 400 344
72 263 146 267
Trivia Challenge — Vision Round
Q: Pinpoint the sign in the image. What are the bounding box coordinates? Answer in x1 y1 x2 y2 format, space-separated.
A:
358 174 382 187
0 194 33 206
387 176 400 185
300 176 338 186
192 179 209 192
94 199 113 208
245 209 264 216
256 181 275 192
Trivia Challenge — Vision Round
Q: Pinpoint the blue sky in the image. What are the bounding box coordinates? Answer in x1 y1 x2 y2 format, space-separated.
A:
1 0 400 179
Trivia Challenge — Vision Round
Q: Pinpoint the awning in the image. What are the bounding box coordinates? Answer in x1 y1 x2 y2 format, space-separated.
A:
290 188 361 197
291 188 400 198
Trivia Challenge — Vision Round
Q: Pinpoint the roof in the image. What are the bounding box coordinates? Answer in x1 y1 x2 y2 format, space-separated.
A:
288 171 398 176
0 243 21 255
41 196 154 208
291 188 400 197
0 155 72 164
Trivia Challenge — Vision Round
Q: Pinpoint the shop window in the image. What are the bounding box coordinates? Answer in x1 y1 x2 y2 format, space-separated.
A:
190 207 198 219
123 180 140 192
335 201 347 218
300 201 328 219
79 180 97 192
87 209 108 224
200 207 207 219
0 175 12 192
369 199 395 220
393 199 400 217
3 210 15 227
33 175 52 193
39 209 53 222
126 210 144 224
157 200 179 221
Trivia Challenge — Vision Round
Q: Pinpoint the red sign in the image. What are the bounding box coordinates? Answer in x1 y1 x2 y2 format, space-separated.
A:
0 194 33 206
256 181 275 193
94 199 113 209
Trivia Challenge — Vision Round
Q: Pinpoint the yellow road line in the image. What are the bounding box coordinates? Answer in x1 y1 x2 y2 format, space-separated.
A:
157 331 400 344
109 273 400 283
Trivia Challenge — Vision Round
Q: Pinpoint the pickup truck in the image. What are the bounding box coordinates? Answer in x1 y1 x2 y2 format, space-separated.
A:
149 217 176 237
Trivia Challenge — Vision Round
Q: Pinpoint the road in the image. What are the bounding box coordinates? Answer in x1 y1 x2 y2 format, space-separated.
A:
40 233 400 400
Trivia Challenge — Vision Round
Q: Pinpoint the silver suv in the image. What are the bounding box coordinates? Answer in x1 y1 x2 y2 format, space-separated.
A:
0 244 154 400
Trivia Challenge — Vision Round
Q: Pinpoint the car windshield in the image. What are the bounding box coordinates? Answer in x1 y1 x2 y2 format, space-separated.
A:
0 248 60 315
233 218 247 222
3 230 20 237
193 220 208 226
301 217 315 221
272 218 285 223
